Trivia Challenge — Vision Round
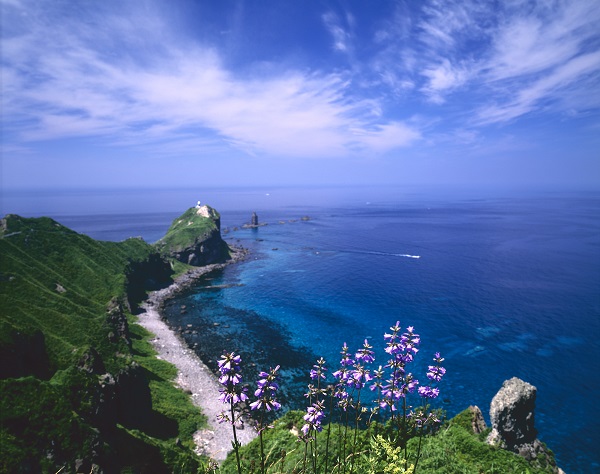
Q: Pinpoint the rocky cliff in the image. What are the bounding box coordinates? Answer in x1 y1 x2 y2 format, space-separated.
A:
154 204 231 266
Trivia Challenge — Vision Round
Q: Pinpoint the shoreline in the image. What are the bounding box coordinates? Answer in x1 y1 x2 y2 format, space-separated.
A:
136 248 257 462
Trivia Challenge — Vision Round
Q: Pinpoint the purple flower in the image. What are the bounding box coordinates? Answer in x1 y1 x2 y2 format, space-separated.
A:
346 365 372 389
309 357 327 381
339 343 354 367
370 366 384 388
355 339 375 364
217 351 248 407
426 352 446 382
418 386 440 399
332 367 349 381
249 398 281 412
250 365 281 413
427 365 446 382
300 401 325 438
401 374 419 395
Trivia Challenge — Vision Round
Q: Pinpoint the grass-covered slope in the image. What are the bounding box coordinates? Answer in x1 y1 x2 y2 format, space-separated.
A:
0 214 207 473
0 215 154 371
221 410 558 474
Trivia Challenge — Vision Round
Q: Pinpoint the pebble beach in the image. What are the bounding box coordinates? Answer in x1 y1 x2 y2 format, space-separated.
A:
136 252 257 463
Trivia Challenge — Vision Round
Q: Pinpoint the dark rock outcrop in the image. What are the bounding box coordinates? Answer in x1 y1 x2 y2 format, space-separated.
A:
487 377 537 449
124 253 173 310
106 297 132 347
178 230 230 266
487 377 562 473
251 212 259 226
77 346 106 375
114 362 153 429
0 329 51 379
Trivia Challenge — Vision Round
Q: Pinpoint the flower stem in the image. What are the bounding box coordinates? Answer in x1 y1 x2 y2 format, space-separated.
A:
259 410 265 474
230 401 242 474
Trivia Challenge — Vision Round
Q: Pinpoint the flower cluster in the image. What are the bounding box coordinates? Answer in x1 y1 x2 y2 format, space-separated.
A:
379 322 421 411
217 352 248 407
250 365 282 413
218 320 447 468
217 352 251 429
417 352 446 400
301 400 326 437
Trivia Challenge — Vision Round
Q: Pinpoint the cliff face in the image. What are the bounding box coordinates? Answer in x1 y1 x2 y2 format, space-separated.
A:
154 204 231 266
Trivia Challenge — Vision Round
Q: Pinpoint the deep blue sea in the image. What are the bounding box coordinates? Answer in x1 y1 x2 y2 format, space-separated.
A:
3 185 599 472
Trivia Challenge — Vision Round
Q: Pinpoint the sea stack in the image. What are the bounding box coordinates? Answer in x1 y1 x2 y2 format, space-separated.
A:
251 212 259 226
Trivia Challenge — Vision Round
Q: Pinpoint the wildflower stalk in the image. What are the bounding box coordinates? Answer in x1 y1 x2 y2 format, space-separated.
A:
216 352 248 474
324 386 334 474
249 365 281 474
258 410 265 474
230 400 242 474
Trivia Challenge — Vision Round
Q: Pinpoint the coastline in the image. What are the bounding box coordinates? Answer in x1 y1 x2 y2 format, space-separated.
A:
136 248 257 462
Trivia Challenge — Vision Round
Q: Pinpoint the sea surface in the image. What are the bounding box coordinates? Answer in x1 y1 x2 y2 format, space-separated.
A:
3 185 599 472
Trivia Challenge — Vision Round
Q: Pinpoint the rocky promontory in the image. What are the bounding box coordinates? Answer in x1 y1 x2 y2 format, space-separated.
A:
155 203 231 266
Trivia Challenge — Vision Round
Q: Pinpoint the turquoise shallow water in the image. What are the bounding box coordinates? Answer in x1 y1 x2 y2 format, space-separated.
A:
5 185 599 472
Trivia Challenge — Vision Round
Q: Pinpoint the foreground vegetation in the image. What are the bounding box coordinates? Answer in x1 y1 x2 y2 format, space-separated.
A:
211 323 559 474
217 409 556 474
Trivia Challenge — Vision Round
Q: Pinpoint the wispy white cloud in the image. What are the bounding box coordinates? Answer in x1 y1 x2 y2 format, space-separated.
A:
370 0 600 126
474 0 600 124
420 59 470 104
322 11 352 53
1 0 420 159
477 50 600 124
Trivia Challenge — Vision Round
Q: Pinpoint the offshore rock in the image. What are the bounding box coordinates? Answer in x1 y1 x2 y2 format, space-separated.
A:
487 377 562 473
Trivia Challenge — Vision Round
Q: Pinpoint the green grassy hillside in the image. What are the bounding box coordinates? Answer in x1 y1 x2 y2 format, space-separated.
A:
0 214 207 472
221 410 558 474
1 215 152 371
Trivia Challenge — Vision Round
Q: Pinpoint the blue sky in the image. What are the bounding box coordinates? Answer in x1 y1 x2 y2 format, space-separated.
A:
1 0 599 190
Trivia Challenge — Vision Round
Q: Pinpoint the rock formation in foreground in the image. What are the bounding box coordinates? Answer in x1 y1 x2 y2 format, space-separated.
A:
487 377 564 473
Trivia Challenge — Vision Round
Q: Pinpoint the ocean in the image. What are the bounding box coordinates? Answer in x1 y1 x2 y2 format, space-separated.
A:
3 185 599 472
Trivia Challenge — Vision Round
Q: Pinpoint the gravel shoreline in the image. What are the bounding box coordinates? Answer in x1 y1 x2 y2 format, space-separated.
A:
136 249 257 462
